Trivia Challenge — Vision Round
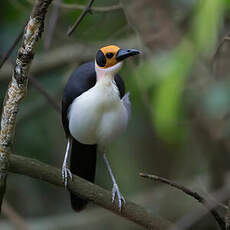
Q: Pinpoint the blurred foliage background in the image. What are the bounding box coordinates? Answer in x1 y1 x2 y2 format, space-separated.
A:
1 0 230 229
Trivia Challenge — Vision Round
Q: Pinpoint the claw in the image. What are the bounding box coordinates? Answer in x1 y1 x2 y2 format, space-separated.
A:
62 164 72 188
112 183 126 211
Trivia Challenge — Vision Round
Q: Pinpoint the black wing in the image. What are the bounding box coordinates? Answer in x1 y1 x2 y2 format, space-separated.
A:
62 61 125 137
61 61 126 211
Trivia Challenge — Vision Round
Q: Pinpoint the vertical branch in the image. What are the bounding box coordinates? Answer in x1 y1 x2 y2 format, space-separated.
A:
44 0 62 49
0 0 53 212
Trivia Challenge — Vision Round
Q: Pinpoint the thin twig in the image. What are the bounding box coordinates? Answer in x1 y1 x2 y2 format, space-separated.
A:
29 76 61 113
57 1 121 12
67 0 95 36
140 173 226 230
0 37 138 81
8 154 174 230
0 25 25 69
212 34 230 63
225 201 230 230
198 179 228 210
0 0 53 212
17 100 53 124
168 184 230 230
26 0 121 12
44 0 62 49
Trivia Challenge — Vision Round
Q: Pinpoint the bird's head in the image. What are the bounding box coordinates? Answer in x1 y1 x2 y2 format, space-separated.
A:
95 45 140 77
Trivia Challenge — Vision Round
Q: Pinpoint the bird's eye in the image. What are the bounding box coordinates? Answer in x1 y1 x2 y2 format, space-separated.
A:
106 52 114 59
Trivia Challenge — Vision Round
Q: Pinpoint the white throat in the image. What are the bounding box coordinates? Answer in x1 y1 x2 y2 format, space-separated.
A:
95 61 123 81
68 61 128 148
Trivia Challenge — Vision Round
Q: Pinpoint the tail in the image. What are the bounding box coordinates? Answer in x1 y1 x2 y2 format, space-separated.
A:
70 138 97 211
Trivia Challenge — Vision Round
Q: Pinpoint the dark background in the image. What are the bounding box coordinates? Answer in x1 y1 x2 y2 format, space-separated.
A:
1 0 230 229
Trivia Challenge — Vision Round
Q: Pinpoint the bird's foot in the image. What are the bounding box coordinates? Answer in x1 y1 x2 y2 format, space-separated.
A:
112 183 126 211
62 164 72 188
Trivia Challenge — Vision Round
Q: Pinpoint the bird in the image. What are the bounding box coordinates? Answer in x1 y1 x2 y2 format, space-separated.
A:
61 45 140 211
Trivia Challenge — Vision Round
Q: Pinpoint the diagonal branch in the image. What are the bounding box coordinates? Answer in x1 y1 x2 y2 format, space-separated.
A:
0 0 53 212
56 2 121 12
140 173 226 230
67 0 95 36
9 154 174 230
26 0 122 12
0 37 138 81
29 76 61 113
0 24 25 69
213 34 230 62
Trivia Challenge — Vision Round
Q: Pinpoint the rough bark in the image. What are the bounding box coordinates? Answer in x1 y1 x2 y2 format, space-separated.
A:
9 154 175 230
0 0 53 212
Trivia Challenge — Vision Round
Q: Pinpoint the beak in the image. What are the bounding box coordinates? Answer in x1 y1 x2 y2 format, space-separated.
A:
116 49 141 62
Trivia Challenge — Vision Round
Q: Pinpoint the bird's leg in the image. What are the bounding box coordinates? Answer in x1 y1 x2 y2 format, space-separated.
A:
103 153 125 210
62 137 72 188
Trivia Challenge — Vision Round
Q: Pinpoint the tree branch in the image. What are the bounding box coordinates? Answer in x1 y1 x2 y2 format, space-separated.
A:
0 0 53 212
56 2 121 12
8 154 174 230
225 201 230 230
0 24 25 69
67 0 95 36
140 173 226 230
26 0 122 12
29 76 61 113
0 37 139 81
44 0 62 49
213 34 230 62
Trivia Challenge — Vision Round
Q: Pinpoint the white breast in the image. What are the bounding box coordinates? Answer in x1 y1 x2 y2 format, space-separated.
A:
68 79 129 148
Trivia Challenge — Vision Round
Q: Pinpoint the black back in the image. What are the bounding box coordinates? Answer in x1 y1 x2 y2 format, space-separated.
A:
61 61 125 211
62 61 125 136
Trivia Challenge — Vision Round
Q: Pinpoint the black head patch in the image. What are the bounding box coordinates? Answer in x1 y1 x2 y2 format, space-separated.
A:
96 50 106 67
